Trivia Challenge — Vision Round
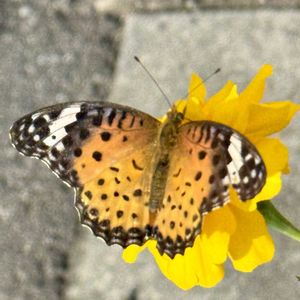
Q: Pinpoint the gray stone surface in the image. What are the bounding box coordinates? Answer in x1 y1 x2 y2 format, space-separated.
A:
94 0 300 12
0 1 122 299
2 2 300 299
65 10 300 300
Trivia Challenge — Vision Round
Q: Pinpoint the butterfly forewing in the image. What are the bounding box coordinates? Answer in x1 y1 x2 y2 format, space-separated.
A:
153 120 266 258
10 102 160 185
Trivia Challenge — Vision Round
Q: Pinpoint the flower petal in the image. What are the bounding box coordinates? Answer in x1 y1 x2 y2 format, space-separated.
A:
251 172 282 203
255 138 289 175
205 80 235 108
201 205 236 264
184 96 206 121
204 65 272 132
122 242 150 263
239 64 273 104
229 172 282 212
191 237 225 288
147 207 236 289
148 236 224 289
226 84 239 100
203 96 250 133
181 74 207 121
188 73 206 104
245 101 300 136
147 243 197 290
228 205 275 272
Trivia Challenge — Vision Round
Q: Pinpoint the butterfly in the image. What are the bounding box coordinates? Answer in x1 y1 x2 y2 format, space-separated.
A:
9 101 266 258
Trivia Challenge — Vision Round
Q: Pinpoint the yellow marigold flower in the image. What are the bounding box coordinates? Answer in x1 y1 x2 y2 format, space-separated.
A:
123 65 300 289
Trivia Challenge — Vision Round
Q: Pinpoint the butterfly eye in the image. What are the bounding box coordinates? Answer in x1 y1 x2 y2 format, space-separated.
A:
175 112 184 122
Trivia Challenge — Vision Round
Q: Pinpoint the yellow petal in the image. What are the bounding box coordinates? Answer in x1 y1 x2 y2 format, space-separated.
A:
122 241 151 263
181 74 207 121
255 138 289 175
201 205 236 264
229 172 282 212
228 205 275 272
203 96 250 133
226 84 239 100
191 237 225 288
146 243 195 290
184 96 206 121
188 73 206 104
245 101 300 136
205 80 235 108
239 64 273 104
251 172 282 203
148 236 224 289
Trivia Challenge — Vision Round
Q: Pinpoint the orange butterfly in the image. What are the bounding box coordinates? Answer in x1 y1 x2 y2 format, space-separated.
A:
10 101 266 258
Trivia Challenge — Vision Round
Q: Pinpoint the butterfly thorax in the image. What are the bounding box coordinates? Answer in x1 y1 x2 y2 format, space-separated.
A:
149 109 183 213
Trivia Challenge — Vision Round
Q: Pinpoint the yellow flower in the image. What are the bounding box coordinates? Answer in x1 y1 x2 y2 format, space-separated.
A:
122 65 300 289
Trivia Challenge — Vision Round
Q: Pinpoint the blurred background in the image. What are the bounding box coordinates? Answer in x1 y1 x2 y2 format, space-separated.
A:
1 1 300 299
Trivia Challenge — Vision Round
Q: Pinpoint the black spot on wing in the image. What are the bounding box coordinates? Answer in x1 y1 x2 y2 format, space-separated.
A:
198 151 207 160
74 148 82 157
132 159 143 171
108 109 117 126
92 151 102 161
100 131 111 141
98 178 105 185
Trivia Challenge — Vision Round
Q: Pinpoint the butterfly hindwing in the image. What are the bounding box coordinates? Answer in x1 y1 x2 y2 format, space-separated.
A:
154 120 266 258
74 123 159 247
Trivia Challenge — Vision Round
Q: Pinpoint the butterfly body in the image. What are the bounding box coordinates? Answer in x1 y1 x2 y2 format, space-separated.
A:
149 108 183 213
10 101 266 258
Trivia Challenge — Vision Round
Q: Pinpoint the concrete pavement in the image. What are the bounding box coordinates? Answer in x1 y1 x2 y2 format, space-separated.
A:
1 2 300 300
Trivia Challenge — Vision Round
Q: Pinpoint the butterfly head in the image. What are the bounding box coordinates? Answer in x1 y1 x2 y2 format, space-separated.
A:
167 105 185 125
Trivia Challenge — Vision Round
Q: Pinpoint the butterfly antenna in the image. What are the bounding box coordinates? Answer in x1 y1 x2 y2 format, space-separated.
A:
182 68 221 99
134 56 173 108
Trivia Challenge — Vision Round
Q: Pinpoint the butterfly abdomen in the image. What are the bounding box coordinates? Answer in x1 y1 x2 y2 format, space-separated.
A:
149 120 179 213
149 153 170 213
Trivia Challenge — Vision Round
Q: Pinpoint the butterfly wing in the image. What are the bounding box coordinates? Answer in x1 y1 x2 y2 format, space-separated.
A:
10 101 161 247
154 120 266 258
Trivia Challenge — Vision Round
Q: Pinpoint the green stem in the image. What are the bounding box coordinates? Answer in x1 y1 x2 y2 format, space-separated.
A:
257 200 300 242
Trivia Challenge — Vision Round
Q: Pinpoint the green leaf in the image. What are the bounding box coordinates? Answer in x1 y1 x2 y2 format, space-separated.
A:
257 200 300 242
